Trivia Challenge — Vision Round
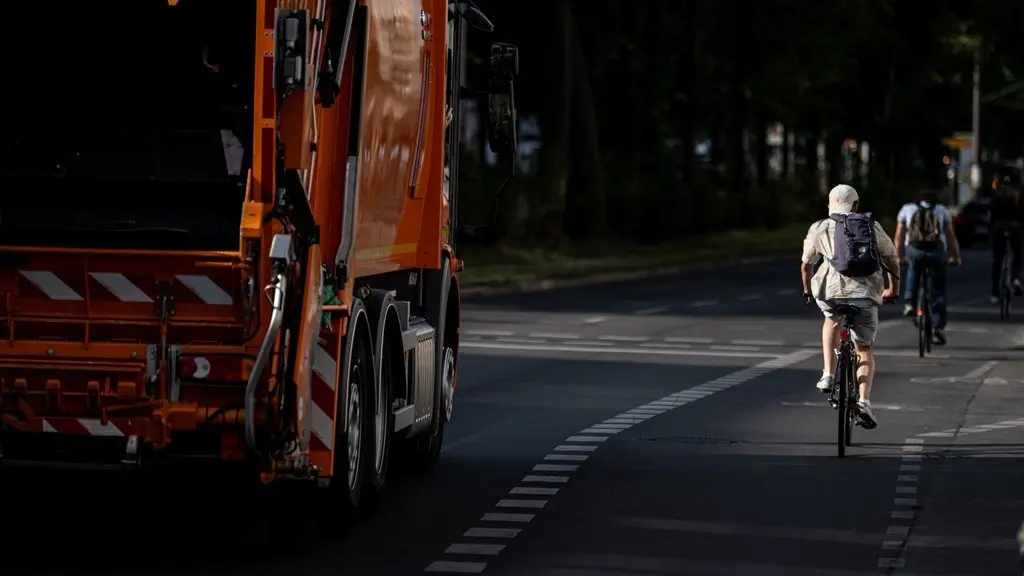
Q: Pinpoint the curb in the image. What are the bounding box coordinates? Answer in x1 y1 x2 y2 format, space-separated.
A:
460 252 790 299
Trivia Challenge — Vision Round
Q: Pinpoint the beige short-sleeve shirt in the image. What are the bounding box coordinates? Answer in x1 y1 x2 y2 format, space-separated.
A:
801 216 897 304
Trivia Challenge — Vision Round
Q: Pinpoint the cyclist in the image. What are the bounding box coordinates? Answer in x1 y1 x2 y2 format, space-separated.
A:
894 191 961 345
988 176 1023 303
801 185 899 429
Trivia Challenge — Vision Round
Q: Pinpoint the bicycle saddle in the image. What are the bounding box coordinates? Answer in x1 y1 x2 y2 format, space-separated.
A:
829 304 862 317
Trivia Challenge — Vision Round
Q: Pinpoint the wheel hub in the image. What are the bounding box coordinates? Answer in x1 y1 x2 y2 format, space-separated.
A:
346 378 361 490
441 346 455 421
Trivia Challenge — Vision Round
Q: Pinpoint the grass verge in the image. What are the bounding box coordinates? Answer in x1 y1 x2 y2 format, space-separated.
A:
458 224 809 288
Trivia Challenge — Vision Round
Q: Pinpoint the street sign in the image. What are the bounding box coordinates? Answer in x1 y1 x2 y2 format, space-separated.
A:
942 136 971 149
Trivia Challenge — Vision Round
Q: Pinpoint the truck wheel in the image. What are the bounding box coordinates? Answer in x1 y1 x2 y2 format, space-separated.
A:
361 316 397 512
318 315 374 534
410 257 452 472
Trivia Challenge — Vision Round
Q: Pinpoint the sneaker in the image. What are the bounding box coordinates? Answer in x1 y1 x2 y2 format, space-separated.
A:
933 329 947 346
1014 279 1023 297
816 374 833 394
856 401 878 429
902 303 915 316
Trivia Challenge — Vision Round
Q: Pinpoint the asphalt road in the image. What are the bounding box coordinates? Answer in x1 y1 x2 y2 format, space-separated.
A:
9 249 1024 575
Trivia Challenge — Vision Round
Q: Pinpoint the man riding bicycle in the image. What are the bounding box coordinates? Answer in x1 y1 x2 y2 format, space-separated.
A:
988 176 1023 303
894 191 961 345
801 185 900 429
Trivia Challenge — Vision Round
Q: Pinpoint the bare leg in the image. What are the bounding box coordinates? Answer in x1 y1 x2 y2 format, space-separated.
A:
822 318 839 375
856 346 875 401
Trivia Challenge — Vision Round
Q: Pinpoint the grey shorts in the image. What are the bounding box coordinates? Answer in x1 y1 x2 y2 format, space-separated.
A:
815 298 878 346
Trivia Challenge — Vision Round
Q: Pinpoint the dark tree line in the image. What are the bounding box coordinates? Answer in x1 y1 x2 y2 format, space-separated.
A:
460 0 1024 248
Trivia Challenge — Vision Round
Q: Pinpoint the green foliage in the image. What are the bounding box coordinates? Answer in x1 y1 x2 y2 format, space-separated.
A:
464 0 1023 255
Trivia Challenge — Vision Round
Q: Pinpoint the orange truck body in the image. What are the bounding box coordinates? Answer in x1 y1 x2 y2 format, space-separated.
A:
0 0 516 511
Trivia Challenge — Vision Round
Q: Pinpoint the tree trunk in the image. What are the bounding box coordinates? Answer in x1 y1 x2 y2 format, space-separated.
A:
536 0 574 246
567 2 608 238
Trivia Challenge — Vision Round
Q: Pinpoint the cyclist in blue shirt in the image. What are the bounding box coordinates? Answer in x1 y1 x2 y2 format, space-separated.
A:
894 191 962 346
988 177 1023 302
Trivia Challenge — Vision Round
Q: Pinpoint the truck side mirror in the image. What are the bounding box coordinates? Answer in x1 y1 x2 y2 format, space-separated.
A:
486 43 518 160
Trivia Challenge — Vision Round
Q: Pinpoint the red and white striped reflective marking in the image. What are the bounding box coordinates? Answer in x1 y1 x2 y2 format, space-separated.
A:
310 340 339 450
18 271 234 306
41 418 125 436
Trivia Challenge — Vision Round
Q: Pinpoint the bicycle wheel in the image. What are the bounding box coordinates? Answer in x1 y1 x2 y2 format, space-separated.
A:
917 295 928 358
836 349 849 457
844 354 855 447
1000 264 1011 321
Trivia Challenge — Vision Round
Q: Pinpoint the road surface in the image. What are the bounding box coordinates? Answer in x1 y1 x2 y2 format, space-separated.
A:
9 250 1024 575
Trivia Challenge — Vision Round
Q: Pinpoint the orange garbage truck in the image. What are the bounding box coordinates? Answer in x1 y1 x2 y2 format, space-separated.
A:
0 0 517 518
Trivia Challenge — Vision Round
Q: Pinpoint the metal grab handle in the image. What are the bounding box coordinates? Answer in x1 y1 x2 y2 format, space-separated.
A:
244 273 288 454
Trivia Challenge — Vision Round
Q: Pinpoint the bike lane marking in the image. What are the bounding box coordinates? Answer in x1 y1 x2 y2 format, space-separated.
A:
424 349 817 574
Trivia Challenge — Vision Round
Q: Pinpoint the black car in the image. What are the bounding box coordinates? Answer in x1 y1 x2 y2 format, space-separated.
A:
953 197 991 249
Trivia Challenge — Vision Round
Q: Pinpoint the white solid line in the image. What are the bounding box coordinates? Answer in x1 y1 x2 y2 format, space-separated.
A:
463 341 780 359
587 423 632 429
665 336 714 344
639 342 691 349
582 316 607 324
464 329 514 337
635 306 668 315
522 475 569 483
565 435 608 442
528 332 579 340
445 543 505 555
533 464 578 472
690 300 718 307
544 454 588 462
738 294 763 301
599 335 649 342
496 337 547 344
554 444 598 452
711 345 761 352
510 487 559 496
574 340 615 346
731 339 784 346
425 561 487 573
481 513 534 522
496 499 547 509
465 527 522 538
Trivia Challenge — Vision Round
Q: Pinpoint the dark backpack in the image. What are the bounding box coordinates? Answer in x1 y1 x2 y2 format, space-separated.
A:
907 203 942 249
828 212 881 278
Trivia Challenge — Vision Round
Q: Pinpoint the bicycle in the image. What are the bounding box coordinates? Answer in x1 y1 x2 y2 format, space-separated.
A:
805 295 894 457
998 231 1014 321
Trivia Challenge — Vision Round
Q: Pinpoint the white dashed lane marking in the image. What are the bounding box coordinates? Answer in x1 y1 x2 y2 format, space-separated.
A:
423 349 817 573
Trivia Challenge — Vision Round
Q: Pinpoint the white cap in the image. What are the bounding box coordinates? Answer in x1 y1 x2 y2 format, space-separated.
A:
829 184 859 214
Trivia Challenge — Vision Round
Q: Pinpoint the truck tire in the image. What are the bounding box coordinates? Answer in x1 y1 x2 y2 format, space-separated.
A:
317 305 374 534
410 256 451 471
